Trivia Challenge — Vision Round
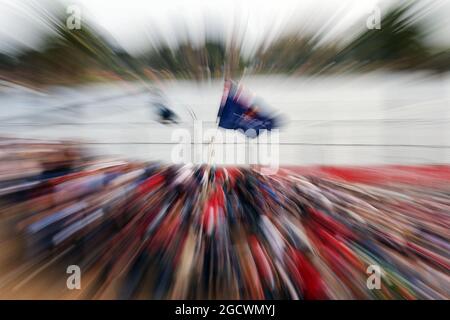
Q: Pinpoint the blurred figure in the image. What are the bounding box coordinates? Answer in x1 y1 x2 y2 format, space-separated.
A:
150 89 179 124
156 104 178 124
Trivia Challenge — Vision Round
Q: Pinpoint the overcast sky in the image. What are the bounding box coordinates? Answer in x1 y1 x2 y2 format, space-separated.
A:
0 0 449 55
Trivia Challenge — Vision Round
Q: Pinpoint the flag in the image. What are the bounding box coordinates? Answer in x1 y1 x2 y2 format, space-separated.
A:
217 81 281 138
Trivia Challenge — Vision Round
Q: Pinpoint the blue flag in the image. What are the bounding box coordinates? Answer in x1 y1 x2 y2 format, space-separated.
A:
217 81 281 138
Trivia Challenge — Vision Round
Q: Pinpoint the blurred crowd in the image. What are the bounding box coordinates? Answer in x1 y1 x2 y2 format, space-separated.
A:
0 138 448 299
